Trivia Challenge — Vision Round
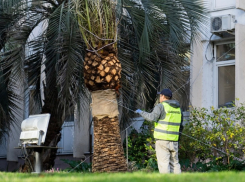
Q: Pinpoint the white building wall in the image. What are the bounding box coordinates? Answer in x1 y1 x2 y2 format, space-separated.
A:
201 41 215 109
210 0 236 10
236 0 245 10
190 38 204 108
235 23 245 104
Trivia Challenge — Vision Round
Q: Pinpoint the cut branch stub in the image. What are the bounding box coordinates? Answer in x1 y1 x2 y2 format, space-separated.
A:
100 71 105 77
98 64 104 71
84 50 121 91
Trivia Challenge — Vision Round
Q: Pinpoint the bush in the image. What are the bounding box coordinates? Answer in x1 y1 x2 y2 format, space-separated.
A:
179 102 245 171
180 157 245 172
124 120 157 171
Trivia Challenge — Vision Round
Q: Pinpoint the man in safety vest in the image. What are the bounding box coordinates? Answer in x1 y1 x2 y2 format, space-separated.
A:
135 88 183 174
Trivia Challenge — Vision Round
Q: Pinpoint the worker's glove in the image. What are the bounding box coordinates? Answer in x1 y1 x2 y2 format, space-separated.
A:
135 109 142 114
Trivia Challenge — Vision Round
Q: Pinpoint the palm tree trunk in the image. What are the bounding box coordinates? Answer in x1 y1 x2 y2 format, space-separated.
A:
83 45 127 172
40 90 63 171
91 89 127 172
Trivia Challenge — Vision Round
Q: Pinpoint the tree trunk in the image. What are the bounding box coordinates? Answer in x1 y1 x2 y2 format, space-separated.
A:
92 116 127 172
84 45 127 172
91 89 127 172
41 92 63 171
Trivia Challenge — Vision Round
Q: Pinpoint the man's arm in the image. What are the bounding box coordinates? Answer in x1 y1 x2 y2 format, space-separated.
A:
138 104 163 122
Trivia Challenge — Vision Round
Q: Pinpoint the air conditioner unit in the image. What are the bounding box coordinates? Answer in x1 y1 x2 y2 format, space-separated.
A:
211 14 235 33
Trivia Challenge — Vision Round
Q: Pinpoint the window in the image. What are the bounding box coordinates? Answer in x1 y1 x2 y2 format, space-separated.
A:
215 42 235 108
218 65 235 107
216 43 235 62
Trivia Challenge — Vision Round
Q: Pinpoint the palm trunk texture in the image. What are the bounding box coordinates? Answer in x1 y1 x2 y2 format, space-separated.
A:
92 116 127 172
84 46 127 172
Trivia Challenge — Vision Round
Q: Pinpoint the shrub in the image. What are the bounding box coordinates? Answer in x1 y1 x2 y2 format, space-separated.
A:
124 120 157 170
179 102 245 171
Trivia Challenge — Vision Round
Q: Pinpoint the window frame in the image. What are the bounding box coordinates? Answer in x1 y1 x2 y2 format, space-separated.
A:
214 41 235 108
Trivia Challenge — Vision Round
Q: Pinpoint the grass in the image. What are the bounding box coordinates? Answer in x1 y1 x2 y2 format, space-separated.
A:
1 171 245 182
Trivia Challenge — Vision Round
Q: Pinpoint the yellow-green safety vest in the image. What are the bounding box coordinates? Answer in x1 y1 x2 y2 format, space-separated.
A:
154 102 181 141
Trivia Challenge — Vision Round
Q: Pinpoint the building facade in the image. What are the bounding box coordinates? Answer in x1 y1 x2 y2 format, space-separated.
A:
191 0 245 108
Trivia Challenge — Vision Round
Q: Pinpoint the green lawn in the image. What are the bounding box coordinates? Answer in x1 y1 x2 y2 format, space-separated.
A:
1 171 245 182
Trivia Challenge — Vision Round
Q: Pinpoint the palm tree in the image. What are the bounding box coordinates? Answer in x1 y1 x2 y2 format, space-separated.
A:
0 0 85 171
72 0 206 172
0 0 206 172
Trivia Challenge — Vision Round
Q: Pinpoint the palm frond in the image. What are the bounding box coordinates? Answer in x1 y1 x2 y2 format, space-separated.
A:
43 1 87 117
115 0 206 129
72 0 117 50
0 69 22 142
0 0 207 138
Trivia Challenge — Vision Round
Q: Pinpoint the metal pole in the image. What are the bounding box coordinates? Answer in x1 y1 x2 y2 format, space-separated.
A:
34 151 42 173
37 130 44 146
